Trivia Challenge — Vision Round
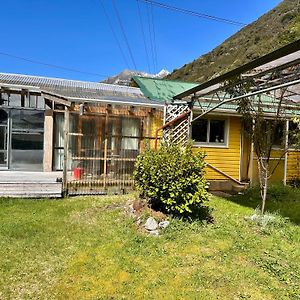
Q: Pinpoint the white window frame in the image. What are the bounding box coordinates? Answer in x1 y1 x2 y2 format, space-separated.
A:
192 117 229 148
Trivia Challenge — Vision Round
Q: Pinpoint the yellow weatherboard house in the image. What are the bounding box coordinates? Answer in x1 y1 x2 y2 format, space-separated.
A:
132 75 300 191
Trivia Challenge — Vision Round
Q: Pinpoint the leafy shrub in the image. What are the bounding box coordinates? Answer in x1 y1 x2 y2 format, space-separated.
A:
133 142 209 217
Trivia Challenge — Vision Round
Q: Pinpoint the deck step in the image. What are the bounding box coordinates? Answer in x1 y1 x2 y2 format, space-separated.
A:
0 182 62 198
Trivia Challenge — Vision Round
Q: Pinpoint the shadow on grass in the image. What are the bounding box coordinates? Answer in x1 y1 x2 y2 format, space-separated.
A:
224 185 300 225
149 200 214 224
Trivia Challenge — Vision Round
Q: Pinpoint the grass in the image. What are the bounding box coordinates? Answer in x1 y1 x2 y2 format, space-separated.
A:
0 191 299 299
230 184 300 224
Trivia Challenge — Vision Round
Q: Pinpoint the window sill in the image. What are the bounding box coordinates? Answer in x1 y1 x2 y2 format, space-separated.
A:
287 148 300 152
193 143 229 149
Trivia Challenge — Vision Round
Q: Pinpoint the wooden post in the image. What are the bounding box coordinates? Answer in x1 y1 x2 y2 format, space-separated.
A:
103 106 110 189
63 107 70 194
249 119 255 186
283 120 289 185
43 110 54 172
103 137 108 189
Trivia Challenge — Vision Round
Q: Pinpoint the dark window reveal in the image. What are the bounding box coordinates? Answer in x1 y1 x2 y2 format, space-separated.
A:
209 120 225 143
192 119 208 143
192 118 227 145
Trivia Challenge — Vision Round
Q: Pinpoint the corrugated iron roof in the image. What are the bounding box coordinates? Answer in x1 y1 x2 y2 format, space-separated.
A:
0 72 164 107
132 76 198 101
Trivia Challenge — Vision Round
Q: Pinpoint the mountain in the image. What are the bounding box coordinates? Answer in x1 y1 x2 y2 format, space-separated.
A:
102 69 170 86
167 0 300 83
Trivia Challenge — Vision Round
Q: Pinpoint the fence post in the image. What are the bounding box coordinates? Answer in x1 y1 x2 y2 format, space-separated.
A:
63 107 70 195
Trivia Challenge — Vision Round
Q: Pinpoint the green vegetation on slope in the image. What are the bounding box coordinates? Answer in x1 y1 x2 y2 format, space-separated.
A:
168 0 300 83
0 192 299 299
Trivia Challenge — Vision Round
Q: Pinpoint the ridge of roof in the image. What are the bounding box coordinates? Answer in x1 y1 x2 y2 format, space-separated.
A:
132 75 198 85
0 72 142 93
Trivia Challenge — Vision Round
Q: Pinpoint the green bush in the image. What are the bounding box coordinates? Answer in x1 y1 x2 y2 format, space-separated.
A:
133 142 209 217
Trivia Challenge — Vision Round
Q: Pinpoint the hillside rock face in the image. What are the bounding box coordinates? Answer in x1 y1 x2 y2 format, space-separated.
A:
168 0 300 83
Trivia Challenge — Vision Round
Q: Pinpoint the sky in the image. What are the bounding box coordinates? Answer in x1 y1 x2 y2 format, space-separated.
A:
0 0 282 82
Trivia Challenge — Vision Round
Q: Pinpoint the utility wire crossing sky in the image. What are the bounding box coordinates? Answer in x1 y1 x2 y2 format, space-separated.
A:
0 0 282 81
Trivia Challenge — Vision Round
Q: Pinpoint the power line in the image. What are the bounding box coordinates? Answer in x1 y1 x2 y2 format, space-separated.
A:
0 51 110 78
146 2 156 72
112 0 137 70
150 2 158 71
98 0 131 69
136 0 151 73
137 0 247 27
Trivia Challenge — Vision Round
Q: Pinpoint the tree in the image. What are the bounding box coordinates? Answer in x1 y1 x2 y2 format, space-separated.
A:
238 89 288 214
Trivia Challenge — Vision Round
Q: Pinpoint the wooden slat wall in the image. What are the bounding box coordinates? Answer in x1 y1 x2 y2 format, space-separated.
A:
287 151 300 181
193 117 242 181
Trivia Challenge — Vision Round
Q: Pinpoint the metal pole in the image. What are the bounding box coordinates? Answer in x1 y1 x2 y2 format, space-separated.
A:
191 78 300 123
283 120 289 185
63 107 70 195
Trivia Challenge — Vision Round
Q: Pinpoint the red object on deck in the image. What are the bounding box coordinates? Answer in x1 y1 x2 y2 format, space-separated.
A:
73 167 84 180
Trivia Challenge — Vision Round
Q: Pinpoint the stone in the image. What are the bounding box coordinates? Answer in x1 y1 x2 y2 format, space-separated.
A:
136 217 141 226
149 230 159 236
159 220 170 229
144 217 158 231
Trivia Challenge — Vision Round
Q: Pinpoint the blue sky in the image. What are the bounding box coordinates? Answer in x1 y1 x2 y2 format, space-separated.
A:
0 0 282 81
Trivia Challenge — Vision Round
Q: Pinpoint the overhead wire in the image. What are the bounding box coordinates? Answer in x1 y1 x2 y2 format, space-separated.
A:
137 0 247 27
98 0 131 69
136 0 151 73
150 1 158 71
112 0 138 70
0 51 110 78
146 2 156 72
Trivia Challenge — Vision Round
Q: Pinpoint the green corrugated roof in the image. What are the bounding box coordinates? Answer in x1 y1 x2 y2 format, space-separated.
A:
133 76 299 116
132 76 198 102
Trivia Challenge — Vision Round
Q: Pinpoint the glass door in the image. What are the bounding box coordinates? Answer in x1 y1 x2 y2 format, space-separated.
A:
0 109 9 168
10 110 44 171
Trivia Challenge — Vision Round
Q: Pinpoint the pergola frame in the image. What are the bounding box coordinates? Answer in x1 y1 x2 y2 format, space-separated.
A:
173 40 300 120
159 40 300 185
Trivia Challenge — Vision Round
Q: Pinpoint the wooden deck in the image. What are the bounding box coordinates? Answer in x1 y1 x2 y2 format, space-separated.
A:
0 171 63 198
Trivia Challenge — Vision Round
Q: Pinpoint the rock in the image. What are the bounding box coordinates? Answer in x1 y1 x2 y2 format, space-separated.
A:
149 230 159 236
133 200 145 212
125 203 136 218
136 217 141 226
244 214 258 221
159 220 170 229
144 217 158 231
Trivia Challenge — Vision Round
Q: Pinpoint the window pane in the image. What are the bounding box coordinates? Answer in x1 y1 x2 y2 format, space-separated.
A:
11 110 44 131
0 109 8 124
192 119 208 142
54 114 64 148
10 132 44 170
29 95 37 108
121 118 140 150
12 132 44 150
9 94 21 107
54 149 64 171
209 120 225 143
289 121 299 146
273 121 284 146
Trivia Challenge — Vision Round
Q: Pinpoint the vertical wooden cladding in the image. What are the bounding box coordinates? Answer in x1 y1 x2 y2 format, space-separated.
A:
65 103 163 194
287 151 300 181
193 117 242 181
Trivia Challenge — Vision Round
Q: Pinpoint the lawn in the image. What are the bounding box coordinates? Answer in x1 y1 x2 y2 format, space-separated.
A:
0 191 299 299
